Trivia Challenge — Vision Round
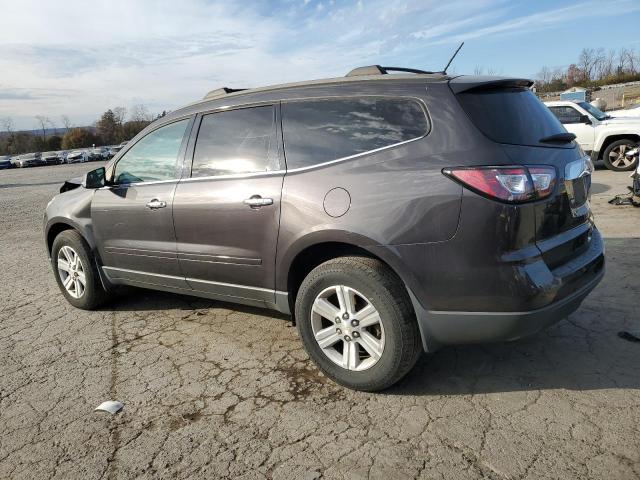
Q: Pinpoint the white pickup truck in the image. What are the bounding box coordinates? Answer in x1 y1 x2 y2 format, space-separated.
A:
545 100 640 171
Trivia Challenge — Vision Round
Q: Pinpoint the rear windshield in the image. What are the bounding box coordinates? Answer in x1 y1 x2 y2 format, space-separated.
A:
457 87 568 147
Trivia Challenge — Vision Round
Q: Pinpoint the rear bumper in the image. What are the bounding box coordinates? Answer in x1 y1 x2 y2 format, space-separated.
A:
415 227 605 348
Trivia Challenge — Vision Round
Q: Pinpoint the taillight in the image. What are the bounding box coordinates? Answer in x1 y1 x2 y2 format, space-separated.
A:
443 165 556 203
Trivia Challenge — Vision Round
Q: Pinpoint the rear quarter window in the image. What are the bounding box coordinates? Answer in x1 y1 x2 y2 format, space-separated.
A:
282 97 429 169
457 87 567 147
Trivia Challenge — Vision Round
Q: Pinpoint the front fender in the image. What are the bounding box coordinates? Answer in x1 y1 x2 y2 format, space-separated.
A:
44 187 96 255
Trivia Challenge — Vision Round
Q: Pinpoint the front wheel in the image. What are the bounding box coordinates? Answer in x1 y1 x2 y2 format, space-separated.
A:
603 139 639 171
295 256 421 391
51 230 107 310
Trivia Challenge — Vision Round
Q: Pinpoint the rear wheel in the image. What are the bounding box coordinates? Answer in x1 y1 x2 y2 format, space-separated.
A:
51 230 107 310
603 139 638 171
295 256 421 391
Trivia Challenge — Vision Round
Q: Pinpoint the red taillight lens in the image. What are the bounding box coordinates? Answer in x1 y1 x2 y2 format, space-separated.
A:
443 166 556 203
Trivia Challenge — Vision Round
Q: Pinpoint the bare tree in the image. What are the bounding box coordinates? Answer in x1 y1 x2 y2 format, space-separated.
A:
592 47 606 79
130 104 152 122
578 48 596 81
537 66 552 85
113 107 127 125
617 47 629 74
625 47 637 73
35 115 50 140
1 117 14 135
60 115 72 131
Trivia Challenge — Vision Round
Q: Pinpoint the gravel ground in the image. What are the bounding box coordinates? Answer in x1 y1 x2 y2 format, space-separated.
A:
1 162 639 480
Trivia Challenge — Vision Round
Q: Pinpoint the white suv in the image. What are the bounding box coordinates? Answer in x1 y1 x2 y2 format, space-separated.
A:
545 100 640 171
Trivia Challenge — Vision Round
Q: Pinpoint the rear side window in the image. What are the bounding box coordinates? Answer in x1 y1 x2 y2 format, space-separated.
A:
191 106 279 177
457 87 567 147
282 98 429 169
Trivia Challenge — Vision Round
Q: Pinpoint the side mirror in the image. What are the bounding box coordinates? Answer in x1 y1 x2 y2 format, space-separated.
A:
82 167 106 189
580 114 592 125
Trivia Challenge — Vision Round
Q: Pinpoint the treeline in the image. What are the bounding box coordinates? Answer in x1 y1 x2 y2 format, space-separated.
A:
536 45 640 93
0 105 168 156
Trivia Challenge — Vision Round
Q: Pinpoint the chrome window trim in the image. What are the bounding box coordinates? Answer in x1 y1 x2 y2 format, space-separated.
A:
179 169 286 183
284 134 427 174
181 94 431 179
280 95 431 173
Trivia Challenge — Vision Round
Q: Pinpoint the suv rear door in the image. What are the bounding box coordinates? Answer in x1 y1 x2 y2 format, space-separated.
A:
172 104 284 305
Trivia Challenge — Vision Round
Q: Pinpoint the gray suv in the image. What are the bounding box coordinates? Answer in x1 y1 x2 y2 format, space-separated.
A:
44 67 605 391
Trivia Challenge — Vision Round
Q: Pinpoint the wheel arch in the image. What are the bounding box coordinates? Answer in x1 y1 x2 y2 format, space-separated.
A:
45 219 95 256
597 134 640 160
281 236 436 352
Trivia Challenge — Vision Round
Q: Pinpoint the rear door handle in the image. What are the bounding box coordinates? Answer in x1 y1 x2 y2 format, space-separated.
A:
243 196 273 208
146 199 167 209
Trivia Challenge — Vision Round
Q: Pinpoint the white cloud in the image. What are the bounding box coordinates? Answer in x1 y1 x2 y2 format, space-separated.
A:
1 0 638 129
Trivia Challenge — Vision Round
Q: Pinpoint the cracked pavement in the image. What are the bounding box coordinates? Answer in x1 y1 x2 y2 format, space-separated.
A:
1 163 639 479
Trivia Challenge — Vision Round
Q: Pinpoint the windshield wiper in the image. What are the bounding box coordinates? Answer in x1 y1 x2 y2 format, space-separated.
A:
539 132 576 144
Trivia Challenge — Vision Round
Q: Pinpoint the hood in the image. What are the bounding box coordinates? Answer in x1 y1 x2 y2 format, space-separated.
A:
600 116 640 125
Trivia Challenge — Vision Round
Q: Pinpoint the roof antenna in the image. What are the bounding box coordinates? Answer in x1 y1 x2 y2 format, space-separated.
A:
442 42 464 74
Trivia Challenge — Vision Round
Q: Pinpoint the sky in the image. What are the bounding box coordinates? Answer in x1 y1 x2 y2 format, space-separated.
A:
1 0 640 130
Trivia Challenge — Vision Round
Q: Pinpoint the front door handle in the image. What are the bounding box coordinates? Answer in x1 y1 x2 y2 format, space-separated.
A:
146 199 167 209
243 196 273 208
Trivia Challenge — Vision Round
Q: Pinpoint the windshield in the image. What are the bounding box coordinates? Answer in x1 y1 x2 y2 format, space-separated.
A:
577 101 608 121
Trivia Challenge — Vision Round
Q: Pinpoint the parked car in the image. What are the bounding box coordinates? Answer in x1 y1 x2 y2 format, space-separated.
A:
607 104 640 118
65 150 88 164
41 151 60 165
107 145 122 158
44 68 604 391
89 147 109 161
0 155 13 169
14 152 44 168
545 100 640 171
56 151 69 164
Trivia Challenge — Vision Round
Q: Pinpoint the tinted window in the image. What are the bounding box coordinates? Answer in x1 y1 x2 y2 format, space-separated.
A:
282 98 429 169
548 106 582 124
191 106 279 177
114 119 189 184
457 88 567 147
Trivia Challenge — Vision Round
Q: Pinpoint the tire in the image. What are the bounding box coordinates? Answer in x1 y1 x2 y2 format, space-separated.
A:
295 256 421 392
51 230 107 310
603 139 639 171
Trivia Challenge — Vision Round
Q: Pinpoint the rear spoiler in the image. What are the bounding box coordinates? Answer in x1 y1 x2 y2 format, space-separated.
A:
448 76 534 94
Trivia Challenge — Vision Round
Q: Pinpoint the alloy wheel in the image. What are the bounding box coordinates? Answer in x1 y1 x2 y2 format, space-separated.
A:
57 246 86 299
311 285 385 371
609 144 635 169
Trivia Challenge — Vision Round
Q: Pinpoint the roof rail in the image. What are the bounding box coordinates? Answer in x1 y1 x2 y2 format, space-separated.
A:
203 87 247 100
346 65 437 77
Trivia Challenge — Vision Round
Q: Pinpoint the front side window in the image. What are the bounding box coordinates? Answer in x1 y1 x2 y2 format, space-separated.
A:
114 119 189 184
282 98 429 169
191 106 279 178
549 106 582 124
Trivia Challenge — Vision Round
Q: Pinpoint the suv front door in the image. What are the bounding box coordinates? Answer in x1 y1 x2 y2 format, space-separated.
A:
172 105 284 306
92 117 193 288
548 105 596 151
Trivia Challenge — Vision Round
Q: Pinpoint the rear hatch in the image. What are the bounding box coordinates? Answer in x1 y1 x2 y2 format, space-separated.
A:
450 77 593 266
